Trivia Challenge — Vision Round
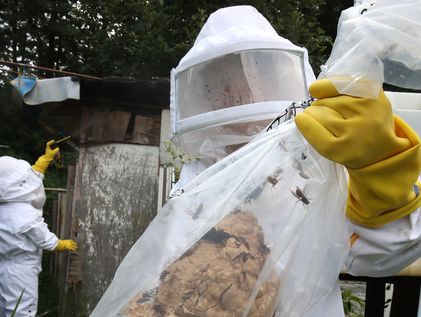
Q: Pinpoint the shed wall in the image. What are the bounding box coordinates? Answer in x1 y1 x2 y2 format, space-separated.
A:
66 143 159 315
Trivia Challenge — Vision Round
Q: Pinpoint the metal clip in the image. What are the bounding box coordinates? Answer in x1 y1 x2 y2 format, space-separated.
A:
266 98 314 132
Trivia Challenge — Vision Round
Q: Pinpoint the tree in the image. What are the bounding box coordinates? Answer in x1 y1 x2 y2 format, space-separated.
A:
1 0 351 82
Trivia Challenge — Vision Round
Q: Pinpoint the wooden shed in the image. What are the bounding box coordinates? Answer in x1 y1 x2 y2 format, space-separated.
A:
22 77 172 316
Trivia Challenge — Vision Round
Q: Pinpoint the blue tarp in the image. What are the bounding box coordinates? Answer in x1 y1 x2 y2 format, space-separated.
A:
10 76 37 97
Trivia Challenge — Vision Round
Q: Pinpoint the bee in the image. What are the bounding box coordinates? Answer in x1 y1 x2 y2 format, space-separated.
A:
290 186 310 205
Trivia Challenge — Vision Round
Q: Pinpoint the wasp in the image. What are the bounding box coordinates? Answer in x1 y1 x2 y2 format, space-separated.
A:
191 203 204 220
267 176 279 187
169 188 184 199
266 167 284 189
293 159 310 179
290 186 310 205
244 185 263 204
136 287 157 304
267 175 283 190
185 202 204 220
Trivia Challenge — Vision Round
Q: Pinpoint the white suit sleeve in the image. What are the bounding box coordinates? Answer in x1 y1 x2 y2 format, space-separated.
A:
345 206 421 277
23 217 59 250
17 209 59 251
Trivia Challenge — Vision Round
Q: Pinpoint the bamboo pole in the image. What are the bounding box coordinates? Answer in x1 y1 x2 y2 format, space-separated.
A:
0 66 45 78
0 59 100 80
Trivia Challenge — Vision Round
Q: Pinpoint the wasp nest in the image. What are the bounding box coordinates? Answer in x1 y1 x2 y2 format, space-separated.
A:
123 211 280 317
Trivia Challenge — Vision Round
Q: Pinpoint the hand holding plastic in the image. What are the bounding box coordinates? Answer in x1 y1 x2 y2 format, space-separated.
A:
54 239 78 252
296 79 411 169
296 79 421 227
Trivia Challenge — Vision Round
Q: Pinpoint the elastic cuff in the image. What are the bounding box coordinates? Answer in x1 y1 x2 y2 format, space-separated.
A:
347 180 421 228
32 155 54 174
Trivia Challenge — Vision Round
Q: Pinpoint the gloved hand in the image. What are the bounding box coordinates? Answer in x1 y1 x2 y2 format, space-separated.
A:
296 79 421 227
32 140 60 174
54 239 78 252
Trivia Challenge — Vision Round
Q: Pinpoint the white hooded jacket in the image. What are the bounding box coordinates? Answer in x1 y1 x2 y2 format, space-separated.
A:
0 156 58 317
0 156 58 261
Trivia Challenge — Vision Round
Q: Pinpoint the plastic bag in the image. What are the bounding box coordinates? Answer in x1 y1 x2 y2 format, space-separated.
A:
320 0 421 98
90 119 348 317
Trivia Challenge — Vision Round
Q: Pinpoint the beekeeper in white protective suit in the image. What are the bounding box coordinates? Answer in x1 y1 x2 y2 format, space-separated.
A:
0 141 78 317
169 2 421 316
170 5 315 193
169 5 353 317
296 0 421 316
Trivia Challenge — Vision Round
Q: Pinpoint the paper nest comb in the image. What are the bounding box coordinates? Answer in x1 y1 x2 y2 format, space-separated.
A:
123 211 280 317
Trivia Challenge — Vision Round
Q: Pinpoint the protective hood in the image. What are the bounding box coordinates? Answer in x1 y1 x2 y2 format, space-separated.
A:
0 156 45 208
170 5 315 160
320 0 421 98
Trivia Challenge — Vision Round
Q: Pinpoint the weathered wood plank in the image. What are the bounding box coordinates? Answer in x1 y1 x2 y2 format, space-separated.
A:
65 143 159 315
132 114 161 145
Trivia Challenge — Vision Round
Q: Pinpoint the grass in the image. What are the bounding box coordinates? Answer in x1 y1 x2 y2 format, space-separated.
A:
342 288 365 317
11 289 24 317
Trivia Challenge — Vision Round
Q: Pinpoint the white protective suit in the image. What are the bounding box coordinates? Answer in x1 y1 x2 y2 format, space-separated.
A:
169 5 348 317
170 3 421 317
0 156 59 317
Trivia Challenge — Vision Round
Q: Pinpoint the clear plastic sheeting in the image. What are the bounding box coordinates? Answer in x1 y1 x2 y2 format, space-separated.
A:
90 120 348 317
320 0 421 98
171 116 286 161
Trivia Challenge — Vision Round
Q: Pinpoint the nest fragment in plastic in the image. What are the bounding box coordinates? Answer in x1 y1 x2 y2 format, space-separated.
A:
90 121 348 317
124 211 279 317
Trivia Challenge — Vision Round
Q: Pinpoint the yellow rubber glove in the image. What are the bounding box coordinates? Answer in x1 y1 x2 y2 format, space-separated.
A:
296 79 421 227
32 140 60 174
54 239 78 252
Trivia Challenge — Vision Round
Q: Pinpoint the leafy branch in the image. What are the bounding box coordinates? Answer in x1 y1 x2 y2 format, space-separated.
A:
342 288 364 317
163 140 197 181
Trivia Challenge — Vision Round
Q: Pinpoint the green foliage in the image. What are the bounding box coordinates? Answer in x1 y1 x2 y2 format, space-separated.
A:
163 140 197 180
342 288 365 317
11 289 25 317
0 0 351 81
0 84 74 190
0 85 43 161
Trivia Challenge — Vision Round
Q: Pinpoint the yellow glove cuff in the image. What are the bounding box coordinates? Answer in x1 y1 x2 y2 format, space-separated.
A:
32 155 54 174
54 239 78 252
347 116 421 227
